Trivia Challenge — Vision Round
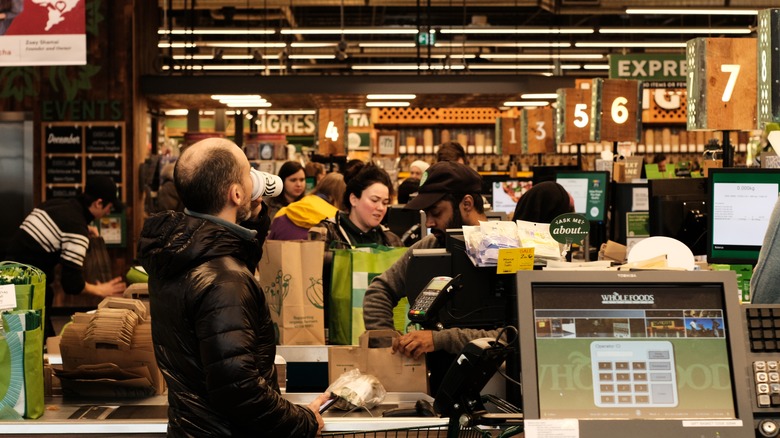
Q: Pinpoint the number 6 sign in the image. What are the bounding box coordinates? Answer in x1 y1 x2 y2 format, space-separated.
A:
686 37 757 131
590 78 641 142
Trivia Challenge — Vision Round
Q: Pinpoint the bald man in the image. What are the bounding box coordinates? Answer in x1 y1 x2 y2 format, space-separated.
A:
138 138 329 437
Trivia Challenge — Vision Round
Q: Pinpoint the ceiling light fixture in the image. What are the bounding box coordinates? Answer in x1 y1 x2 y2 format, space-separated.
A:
575 42 687 48
521 93 559 99
439 27 593 34
158 28 276 35
435 42 571 48
466 64 581 70
625 8 758 15
290 42 338 48
479 53 604 60
365 101 411 107
280 28 418 35
358 42 417 48
267 110 316 115
503 101 550 107
583 64 610 70
289 54 337 60
366 94 417 100
599 27 751 34
351 64 466 71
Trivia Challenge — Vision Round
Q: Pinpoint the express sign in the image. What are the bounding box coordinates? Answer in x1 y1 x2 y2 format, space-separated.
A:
609 54 688 81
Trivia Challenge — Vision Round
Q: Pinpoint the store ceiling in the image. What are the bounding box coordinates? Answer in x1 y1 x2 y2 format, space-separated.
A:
150 0 771 111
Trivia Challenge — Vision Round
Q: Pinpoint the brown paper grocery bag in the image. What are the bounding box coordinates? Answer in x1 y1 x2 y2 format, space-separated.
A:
329 330 428 393
258 240 326 345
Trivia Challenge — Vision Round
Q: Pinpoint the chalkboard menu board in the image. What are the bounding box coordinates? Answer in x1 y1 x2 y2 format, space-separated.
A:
42 122 125 203
86 155 122 179
45 155 83 183
45 125 83 154
86 125 122 153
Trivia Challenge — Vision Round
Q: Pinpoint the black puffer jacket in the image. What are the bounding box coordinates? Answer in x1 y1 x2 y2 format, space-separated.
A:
138 211 318 437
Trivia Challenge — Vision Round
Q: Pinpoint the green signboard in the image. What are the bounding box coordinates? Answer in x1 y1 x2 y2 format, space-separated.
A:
609 54 687 82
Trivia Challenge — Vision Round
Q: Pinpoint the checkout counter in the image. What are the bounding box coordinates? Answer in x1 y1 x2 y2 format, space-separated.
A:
1 393 446 436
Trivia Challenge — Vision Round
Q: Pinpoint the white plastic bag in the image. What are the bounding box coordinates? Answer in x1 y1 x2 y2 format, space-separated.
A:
326 368 387 410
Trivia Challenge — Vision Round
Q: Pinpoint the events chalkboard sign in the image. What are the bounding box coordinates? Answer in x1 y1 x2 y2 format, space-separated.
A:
45 125 83 154
86 125 122 153
45 155 83 184
86 155 122 179
46 186 80 200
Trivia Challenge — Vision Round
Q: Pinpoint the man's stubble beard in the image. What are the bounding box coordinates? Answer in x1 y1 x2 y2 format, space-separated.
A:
431 201 463 246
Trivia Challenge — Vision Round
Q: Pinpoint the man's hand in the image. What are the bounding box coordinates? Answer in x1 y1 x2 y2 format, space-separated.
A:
84 276 126 298
306 392 331 435
87 225 100 237
392 330 434 360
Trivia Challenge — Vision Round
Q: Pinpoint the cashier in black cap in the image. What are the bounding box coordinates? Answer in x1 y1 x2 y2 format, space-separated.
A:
362 162 507 385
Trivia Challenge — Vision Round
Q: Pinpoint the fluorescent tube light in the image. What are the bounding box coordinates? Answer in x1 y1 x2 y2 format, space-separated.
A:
599 27 751 34
267 110 316 115
575 42 686 48
211 95 264 100
366 102 411 107
281 28 418 35
435 42 571 48
521 93 559 99
439 27 593 34
625 8 758 15
583 64 610 70
366 94 417 100
158 28 275 35
351 64 465 71
358 42 417 48
479 54 604 60
503 101 550 107
288 54 337 60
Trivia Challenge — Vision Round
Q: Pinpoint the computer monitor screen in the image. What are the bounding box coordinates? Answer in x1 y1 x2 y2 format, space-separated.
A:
556 171 609 222
383 205 427 246
491 179 533 215
648 178 708 256
532 165 580 184
708 168 780 264
517 270 754 438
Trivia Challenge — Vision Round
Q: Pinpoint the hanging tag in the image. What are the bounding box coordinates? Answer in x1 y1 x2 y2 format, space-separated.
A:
0 284 17 312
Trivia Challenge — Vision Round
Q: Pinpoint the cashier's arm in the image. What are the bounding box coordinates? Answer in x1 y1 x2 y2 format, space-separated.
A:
83 277 126 297
392 330 434 360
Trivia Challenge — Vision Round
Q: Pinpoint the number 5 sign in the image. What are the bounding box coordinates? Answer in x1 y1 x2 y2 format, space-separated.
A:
590 78 641 142
686 37 757 130
556 88 591 145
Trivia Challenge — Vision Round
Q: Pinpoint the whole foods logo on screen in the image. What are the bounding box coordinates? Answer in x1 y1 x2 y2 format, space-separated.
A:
601 291 655 305
0 0 86 66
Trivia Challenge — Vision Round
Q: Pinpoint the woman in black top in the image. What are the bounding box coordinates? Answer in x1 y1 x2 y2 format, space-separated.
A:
313 163 401 248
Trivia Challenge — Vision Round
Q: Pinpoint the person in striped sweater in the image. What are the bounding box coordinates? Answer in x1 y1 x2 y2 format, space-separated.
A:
7 176 126 338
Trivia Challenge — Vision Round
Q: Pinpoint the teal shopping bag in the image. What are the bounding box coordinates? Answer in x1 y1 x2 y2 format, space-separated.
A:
329 245 407 345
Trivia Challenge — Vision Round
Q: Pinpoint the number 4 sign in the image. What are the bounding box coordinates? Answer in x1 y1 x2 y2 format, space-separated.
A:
686 37 757 131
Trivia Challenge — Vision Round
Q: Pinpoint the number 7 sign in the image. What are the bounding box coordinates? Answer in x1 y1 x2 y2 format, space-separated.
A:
686 37 757 131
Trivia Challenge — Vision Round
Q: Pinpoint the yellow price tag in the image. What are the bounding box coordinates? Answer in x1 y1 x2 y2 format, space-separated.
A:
497 247 535 274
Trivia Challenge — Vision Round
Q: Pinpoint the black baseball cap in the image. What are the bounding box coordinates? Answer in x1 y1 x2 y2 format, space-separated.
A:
404 161 482 211
84 175 123 213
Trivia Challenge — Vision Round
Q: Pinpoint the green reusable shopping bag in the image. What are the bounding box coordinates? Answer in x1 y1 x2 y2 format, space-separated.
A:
0 310 44 420
329 245 407 345
0 262 46 419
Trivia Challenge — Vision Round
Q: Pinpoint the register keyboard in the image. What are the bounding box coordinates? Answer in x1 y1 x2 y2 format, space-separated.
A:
742 304 780 435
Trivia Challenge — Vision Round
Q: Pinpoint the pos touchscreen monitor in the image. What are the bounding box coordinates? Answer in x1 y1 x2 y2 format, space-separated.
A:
556 171 609 222
516 270 755 438
708 168 780 264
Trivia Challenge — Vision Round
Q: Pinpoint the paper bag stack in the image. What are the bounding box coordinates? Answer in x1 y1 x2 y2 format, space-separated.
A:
58 297 163 397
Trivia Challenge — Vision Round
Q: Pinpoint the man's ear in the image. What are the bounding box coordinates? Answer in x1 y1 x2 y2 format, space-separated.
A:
229 183 243 206
460 194 474 212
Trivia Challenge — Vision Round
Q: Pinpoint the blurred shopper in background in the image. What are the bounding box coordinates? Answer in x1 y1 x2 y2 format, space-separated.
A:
436 141 468 164
512 181 574 223
268 172 346 241
408 160 430 180
265 161 306 219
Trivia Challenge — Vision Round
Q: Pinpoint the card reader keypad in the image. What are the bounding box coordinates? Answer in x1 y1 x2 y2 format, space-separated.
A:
753 361 780 408
409 291 438 317
746 307 780 352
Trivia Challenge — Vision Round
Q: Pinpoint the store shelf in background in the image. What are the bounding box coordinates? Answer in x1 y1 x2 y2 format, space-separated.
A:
371 107 505 125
